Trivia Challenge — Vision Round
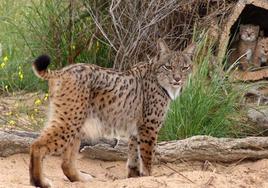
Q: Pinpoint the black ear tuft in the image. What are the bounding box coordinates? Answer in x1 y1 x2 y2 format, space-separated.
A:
33 54 51 72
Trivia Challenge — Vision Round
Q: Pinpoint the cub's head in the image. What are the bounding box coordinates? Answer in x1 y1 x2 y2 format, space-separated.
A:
258 38 268 64
259 38 268 56
154 39 195 100
239 24 259 42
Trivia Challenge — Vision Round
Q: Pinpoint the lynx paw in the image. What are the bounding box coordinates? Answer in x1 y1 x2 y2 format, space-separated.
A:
79 172 93 182
41 178 53 188
127 166 140 178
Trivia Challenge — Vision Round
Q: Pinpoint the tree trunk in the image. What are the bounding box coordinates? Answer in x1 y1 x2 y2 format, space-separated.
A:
1 131 268 163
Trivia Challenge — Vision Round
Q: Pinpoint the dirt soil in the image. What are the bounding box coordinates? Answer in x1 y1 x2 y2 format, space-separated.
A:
1 154 268 188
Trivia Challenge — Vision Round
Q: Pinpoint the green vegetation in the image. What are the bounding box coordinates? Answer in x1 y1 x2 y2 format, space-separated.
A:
0 0 111 93
0 0 44 93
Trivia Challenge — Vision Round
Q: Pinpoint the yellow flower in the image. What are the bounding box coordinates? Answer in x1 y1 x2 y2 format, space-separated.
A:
3 56 8 62
5 111 12 116
44 93 49 101
8 120 16 125
34 99 42 105
96 41 100 52
0 62 5 69
18 71 24 80
18 66 24 80
1 56 8 69
4 85 8 90
34 108 39 112
72 45 76 50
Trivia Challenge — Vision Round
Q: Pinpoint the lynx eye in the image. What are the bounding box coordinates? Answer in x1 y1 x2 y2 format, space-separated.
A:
162 65 172 71
181 66 190 72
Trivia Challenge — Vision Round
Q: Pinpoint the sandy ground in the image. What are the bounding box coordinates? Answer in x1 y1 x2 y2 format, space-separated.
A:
1 154 268 188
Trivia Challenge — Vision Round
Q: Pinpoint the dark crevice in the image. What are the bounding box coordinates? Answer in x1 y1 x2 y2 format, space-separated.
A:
228 4 268 48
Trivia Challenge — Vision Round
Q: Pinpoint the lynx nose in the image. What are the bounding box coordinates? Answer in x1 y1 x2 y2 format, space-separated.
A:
173 75 181 82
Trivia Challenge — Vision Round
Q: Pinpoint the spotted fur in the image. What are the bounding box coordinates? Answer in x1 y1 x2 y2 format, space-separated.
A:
29 39 195 188
253 37 268 67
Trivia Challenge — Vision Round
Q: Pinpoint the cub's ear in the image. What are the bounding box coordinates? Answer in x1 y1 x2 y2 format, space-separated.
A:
255 25 260 31
182 42 196 62
239 24 245 31
157 39 170 54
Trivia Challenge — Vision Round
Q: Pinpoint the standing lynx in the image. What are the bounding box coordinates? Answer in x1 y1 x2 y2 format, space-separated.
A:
229 24 259 70
29 39 195 188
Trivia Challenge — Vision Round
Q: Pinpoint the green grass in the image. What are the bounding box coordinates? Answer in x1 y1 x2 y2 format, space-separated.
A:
0 0 47 93
160 38 247 140
0 0 112 93
22 0 112 68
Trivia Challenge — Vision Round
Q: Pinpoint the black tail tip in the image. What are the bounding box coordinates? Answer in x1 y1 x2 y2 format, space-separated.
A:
33 54 51 72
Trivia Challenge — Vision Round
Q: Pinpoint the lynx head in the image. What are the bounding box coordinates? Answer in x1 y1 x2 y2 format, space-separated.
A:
259 38 268 56
239 24 259 42
154 39 195 100
258 38 268 64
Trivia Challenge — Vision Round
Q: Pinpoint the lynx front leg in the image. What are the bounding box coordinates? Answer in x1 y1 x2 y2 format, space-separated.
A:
61 136 93 182
127 135 140 177
137 126 158 176
246 49 253 61
30 139 52 188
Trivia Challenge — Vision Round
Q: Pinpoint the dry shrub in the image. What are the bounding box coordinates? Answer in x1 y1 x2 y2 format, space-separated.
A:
84 0 238 70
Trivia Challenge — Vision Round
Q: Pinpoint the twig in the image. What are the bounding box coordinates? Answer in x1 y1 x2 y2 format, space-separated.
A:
85 5 117 51
203 168 216 187
161 162 195 184
225 157 247 173
86 0 231 69
73 31 96 61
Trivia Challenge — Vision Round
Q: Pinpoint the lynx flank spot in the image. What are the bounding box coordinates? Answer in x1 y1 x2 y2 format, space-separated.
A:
29 39 195 188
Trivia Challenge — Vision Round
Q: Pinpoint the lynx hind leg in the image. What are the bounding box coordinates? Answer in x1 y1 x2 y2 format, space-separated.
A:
127 135 140 178
61 136 93 182
30 139 52 188
30 121 73 188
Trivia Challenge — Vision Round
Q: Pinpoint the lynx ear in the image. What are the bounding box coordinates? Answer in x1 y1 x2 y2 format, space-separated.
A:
239 24 245 33
157 39 170 54
255 25 260 31
182 43 196 62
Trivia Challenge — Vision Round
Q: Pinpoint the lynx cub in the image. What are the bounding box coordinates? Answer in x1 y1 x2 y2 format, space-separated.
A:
253 37 268 67
229 24 259 70
29 39 195 188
